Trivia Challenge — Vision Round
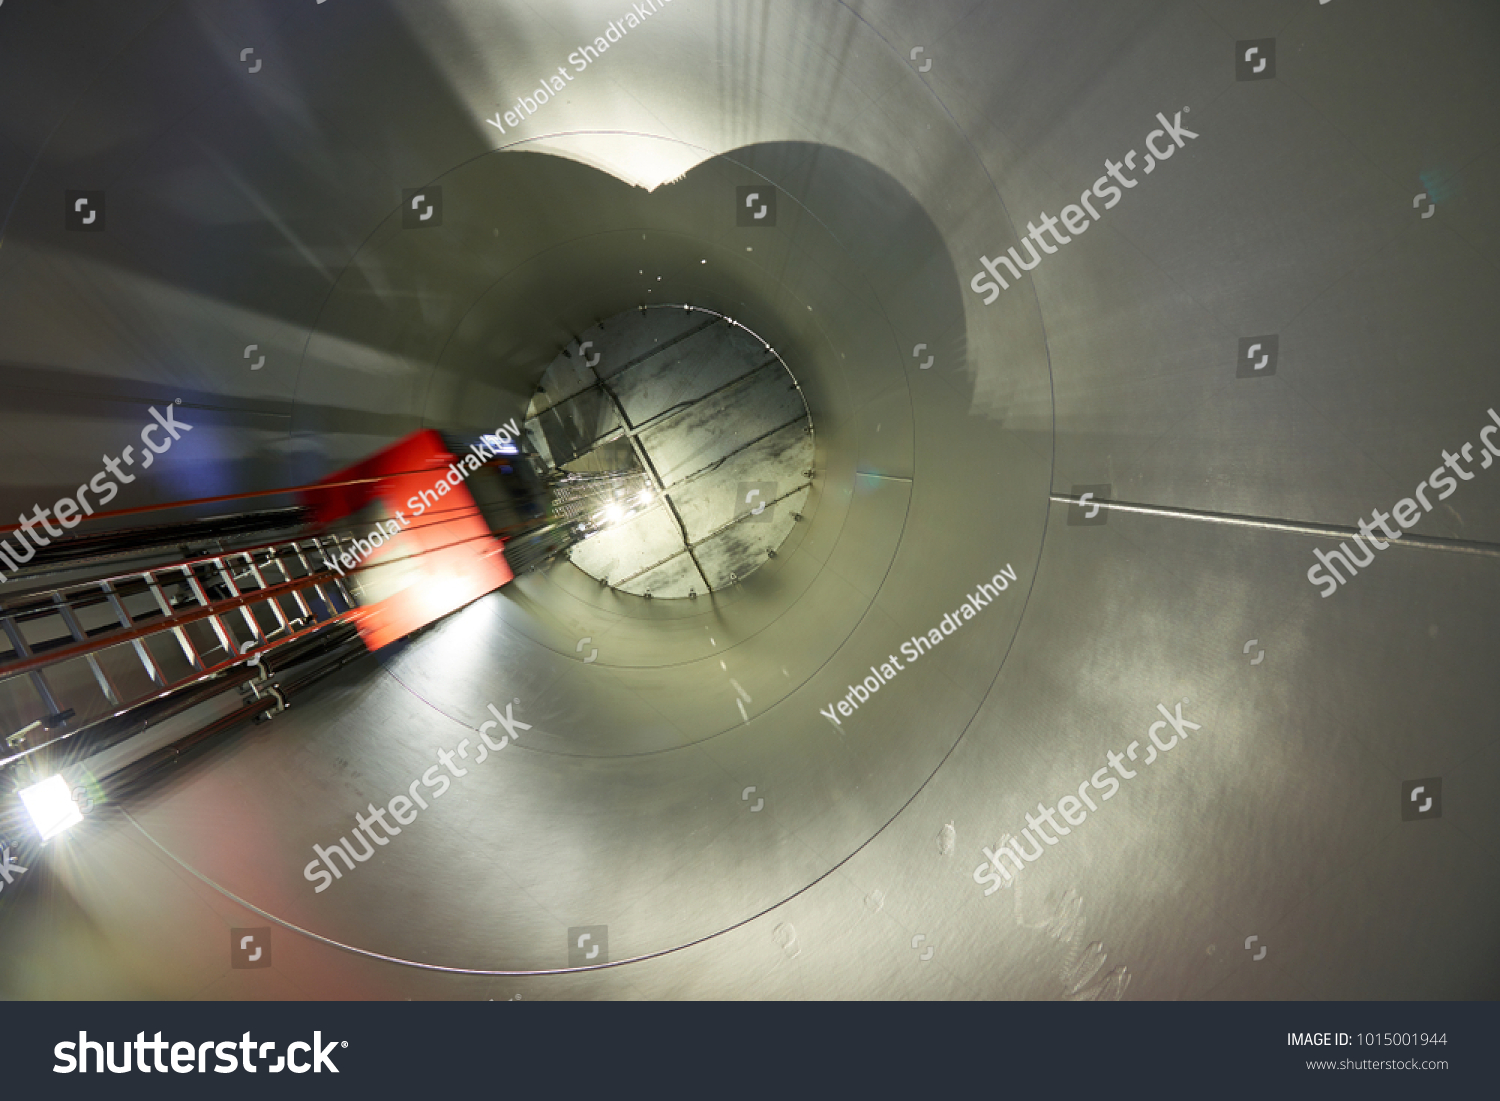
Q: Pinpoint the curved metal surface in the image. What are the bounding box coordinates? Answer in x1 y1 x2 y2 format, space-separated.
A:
0 0 1497 999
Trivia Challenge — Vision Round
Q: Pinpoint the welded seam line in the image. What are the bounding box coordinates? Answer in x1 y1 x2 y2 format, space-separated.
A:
1049 494 1500 557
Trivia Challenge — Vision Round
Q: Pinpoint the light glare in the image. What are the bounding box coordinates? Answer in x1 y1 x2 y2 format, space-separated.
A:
19 774 83 840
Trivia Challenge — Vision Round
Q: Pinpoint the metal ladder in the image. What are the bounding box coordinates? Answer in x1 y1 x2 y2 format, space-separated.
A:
0 533 358 755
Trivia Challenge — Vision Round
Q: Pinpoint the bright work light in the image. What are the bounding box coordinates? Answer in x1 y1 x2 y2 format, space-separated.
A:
19 774 83 841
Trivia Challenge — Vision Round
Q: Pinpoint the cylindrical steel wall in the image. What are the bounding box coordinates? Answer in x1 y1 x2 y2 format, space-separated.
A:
0 0 1496 999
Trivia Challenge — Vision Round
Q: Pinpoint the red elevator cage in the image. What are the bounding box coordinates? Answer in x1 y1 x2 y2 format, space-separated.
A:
301 430 513 651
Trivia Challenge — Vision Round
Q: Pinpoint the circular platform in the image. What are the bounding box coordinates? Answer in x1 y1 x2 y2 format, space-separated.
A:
523 306 814 598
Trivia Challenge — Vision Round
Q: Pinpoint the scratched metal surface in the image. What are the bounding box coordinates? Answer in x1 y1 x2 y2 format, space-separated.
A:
0 0 1496 999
